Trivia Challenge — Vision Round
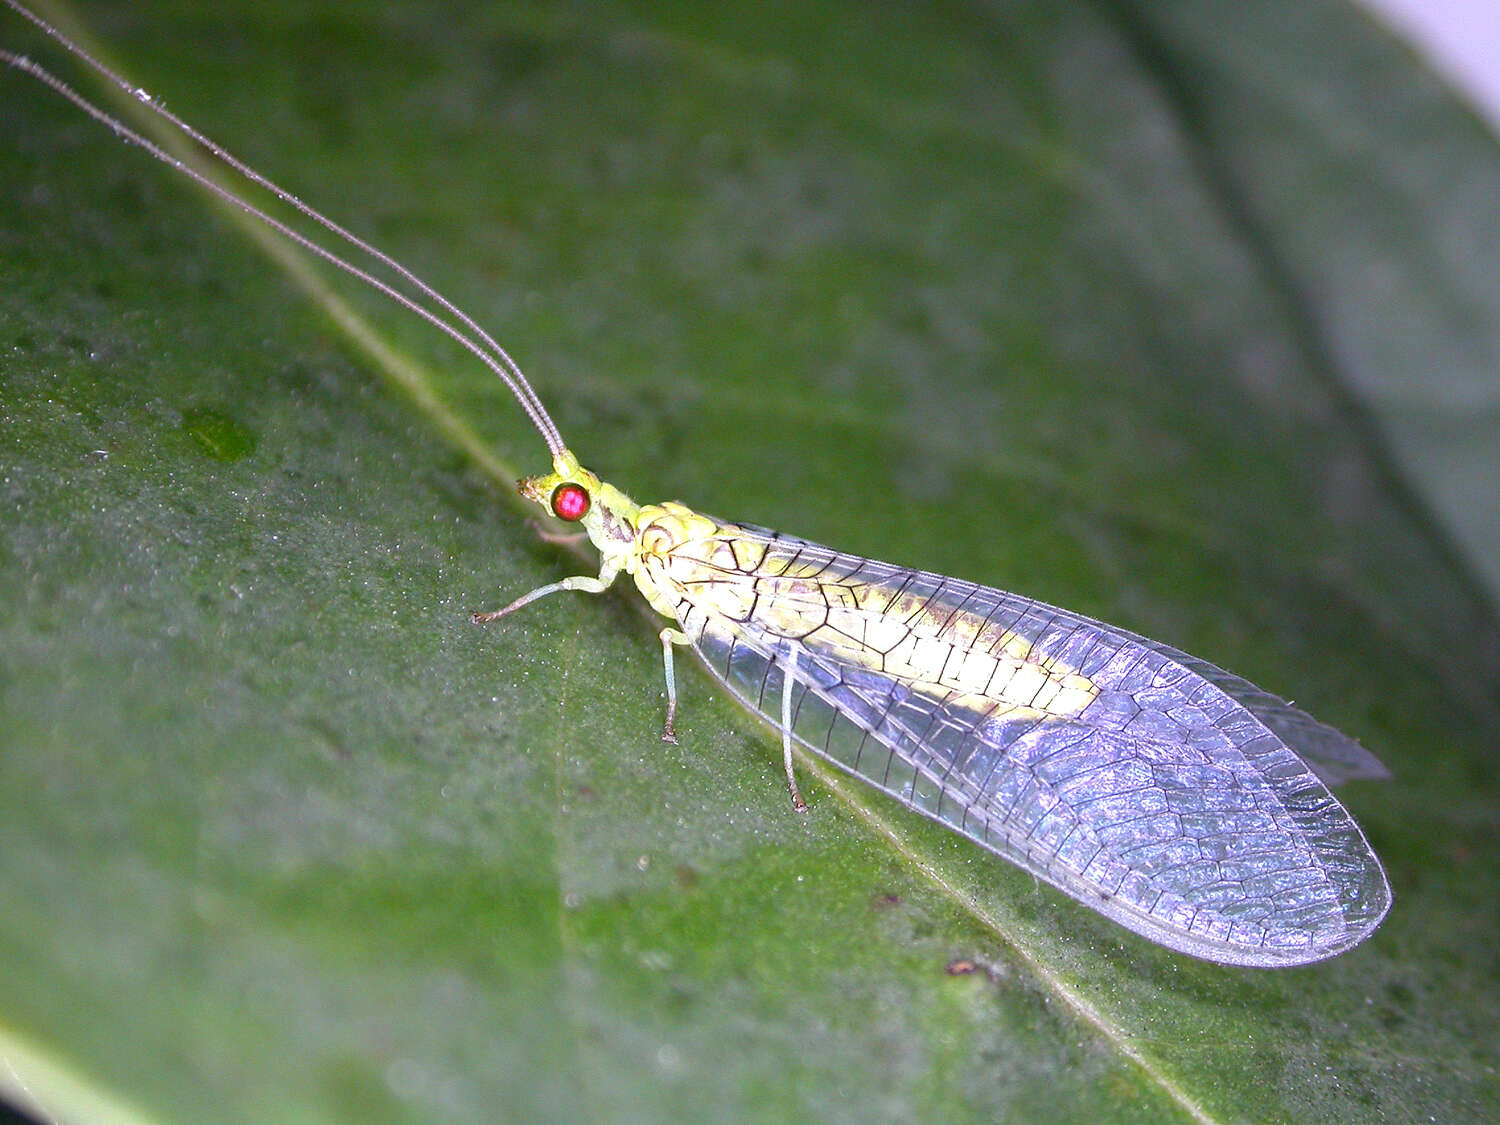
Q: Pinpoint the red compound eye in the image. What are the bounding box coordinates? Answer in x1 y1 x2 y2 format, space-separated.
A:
550 481 590 522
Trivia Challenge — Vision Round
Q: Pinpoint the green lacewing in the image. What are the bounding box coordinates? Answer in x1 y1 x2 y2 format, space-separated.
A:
3 0 1390 966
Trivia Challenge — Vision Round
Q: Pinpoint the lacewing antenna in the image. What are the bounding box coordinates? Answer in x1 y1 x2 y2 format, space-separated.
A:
2 0 565 455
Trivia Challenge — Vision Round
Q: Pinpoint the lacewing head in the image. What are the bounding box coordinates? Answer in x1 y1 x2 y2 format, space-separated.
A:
514 449 643 558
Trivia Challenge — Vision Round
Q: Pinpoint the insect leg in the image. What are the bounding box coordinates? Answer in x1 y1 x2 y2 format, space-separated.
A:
469 558 624 624
658 628 691 744
779 646 808 812
526 520 590 548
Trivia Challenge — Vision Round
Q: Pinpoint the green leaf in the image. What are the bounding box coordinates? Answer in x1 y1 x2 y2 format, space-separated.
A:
2 1 1497 1123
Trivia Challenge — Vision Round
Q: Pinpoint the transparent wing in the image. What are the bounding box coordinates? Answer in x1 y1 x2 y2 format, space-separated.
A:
679 525 1391 967
1110 631 1390 787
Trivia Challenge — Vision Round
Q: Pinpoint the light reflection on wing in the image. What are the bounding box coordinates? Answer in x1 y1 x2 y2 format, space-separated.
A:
677 524 1390 967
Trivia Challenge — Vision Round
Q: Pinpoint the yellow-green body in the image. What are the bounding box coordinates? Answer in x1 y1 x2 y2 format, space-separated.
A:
518 450 1099 724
